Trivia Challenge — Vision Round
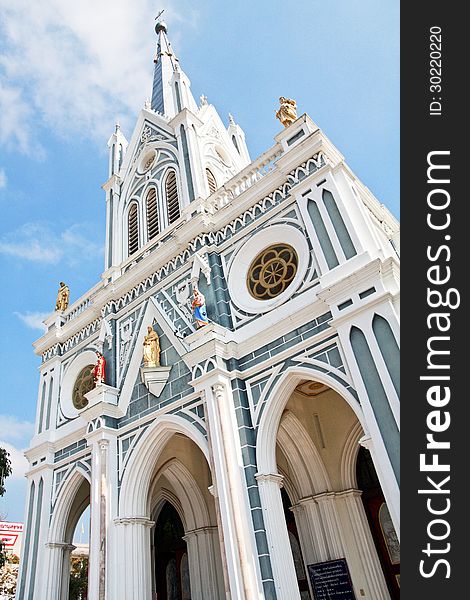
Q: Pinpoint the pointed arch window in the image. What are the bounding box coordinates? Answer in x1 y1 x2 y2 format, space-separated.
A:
206 168 217 196
128 203 139 256
146 187 160 240
165 169 180 224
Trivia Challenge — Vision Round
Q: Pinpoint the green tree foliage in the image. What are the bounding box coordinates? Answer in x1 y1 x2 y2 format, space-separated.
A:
69 555 88 600
0 447 13 569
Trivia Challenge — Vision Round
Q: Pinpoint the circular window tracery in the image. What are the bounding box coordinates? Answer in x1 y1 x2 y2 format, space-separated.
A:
247 244 298 300
72 365 95 410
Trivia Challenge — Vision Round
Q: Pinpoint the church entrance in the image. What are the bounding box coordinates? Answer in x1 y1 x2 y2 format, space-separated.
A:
356 447 400 598
260 375 394 599
154 501 191 600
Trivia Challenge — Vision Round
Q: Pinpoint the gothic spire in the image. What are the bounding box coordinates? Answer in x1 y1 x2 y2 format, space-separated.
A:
150 20 197 118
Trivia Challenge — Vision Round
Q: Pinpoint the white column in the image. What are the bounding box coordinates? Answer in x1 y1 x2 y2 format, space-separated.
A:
293 498 328 563
314 492 346 559
88 439 109 600
59 544 76 600
114 517 154 599
184 526 224 600
203 379 263 600
42 542 73 600
256 473 301 600
336 490 390 600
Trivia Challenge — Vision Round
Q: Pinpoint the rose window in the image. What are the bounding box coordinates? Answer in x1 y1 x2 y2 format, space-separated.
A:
247 244 298 300
72 365 95 410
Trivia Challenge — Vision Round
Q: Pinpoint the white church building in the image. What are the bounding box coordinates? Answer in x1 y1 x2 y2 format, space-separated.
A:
16 21 400 600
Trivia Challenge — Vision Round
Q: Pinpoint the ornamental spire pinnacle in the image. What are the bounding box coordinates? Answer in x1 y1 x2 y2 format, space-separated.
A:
150 17 184 116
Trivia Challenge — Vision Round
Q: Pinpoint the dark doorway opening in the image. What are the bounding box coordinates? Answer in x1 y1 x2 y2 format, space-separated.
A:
154 501 191 600
357 447 400 598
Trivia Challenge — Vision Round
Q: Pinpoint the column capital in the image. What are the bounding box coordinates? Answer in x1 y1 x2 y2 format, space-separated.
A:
255 472 284 487
183 525 218 541
114 516 155 528
359 434 373 450
46 541 76 551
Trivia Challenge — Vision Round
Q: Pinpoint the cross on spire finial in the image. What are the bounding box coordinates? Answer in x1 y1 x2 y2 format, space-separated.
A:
155 9 165 21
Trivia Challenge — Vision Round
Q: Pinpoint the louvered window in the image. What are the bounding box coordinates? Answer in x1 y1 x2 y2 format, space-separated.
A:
146 188 159 240
206 168 217 196
165 170 180 224
128 203 139 255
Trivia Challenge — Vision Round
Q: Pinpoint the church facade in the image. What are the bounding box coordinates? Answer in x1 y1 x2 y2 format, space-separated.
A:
16 21 400 600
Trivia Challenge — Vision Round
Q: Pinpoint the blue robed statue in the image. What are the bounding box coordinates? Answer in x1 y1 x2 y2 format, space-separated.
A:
191 287 209 328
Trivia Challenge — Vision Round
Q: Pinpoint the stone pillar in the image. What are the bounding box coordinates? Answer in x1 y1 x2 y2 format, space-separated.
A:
336 490 390 600
87 439 109 600
256 473 301 600
314 492 346 559
114 517 154 599
184 526 224 600
42 542 74 600
59 544 76 600
293 498 328 564
202 379 263 600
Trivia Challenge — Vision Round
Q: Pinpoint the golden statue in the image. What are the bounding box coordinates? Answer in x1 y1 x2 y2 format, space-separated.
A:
55 281 70 312
143 325 160 367
276 96 297 128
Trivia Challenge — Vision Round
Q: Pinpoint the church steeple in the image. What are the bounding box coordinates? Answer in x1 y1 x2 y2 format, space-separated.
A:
150 20 197 118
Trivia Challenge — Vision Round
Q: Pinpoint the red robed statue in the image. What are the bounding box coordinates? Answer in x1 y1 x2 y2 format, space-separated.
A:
92 351 106 386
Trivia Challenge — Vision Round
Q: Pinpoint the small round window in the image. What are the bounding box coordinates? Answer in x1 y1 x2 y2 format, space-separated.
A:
72 365 95 410
247 244 298 300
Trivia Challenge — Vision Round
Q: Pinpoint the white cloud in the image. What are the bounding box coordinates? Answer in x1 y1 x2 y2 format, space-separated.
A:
0 0 196 154
14 311 49 332
0 416 34 444
0 221 102 264
0 441 29 480
0 168 6 188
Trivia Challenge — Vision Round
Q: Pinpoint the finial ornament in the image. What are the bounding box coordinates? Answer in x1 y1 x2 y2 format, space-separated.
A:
155 9 167 34
200 94 208 106
276 96 298 128
228 113 235 125
55 281 70 312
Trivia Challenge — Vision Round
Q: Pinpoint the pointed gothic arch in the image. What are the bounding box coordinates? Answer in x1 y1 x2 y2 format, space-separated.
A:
205 168 217 196
119 414 209 516
165 168 180 224
127 201 140 256
146 186 160 240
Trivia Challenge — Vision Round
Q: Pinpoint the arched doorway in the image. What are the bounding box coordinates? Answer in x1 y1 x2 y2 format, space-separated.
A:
148 435 224 600
357 447 400 598
154 501 191 600
68 506 90 600
45 471 91 600
258 374 392 599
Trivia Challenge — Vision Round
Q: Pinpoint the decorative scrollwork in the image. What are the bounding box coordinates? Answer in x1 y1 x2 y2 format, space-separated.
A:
247 244 298 300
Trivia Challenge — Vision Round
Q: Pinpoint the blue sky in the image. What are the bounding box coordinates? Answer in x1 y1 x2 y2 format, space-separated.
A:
0 0 399 524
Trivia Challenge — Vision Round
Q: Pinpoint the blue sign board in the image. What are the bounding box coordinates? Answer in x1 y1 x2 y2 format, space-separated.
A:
307 558 356 600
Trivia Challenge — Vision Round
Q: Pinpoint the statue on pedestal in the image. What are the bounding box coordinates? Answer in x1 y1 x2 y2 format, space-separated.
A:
143 326 161 367
192 287 209 328
276 97 297 128
92 351 106 386
55 282 70 312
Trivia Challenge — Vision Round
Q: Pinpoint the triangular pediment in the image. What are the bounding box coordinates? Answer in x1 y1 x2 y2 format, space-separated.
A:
118 296 190 418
